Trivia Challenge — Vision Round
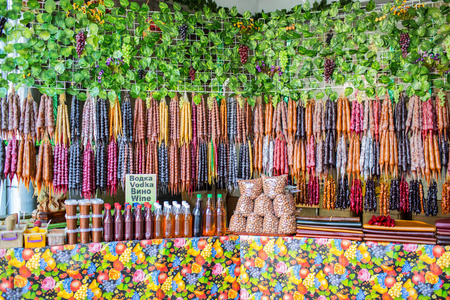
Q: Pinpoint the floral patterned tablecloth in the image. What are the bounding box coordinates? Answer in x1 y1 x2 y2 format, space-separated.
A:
0 236 241 300
239 236 450 300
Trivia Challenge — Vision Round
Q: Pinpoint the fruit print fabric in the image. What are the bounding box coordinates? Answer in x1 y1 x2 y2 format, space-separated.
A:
0 236 240 300
239 236 450 300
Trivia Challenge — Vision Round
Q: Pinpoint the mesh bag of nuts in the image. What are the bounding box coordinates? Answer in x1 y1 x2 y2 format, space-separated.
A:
229 213 247 232
262 174 288 199
278 214 296 235
236 195 254 217
238 178 263 200
263 213 279 234
246 213 263 234
254 193 275 216
273 193 295 217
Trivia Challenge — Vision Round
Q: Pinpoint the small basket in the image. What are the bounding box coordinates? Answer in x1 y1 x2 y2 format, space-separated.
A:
0 226 26 249
24 228 47 248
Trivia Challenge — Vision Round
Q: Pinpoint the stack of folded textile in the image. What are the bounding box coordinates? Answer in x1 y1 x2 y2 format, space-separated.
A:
363 220 436 244
435 219 450 245
296 216 363 241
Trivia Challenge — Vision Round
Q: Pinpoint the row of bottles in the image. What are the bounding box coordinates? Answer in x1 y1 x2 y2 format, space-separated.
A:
102 194 226 242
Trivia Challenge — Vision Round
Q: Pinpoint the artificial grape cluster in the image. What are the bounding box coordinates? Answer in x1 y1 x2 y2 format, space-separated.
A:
74 284 88 300
417 282 434 297
161 276 173 292
399 32 410 58
179 24 188 40
248 266 262 278
344 244 357 260
326 33 333 45
5 288 22 300
324 58 335 82
0 17 7 37
138 69 144 80
303 273 315 288
201 243 212 259
239 45 249 64
76 31 86 58
437 252 450 268
122 44 132 65
388 282 402 298
26 253 40 271
119 248 132 264
185 273 199 285
279 50 288 70
189 67 196 81
102 280 116 293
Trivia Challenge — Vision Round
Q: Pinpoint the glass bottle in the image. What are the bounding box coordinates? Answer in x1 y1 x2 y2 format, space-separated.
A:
203 194 216 236
164 204 174 238
174 203 184 238
183 203 193 237
193 194 203 237
135 204 144 240
144 203 153 240
103 203 113 242
154 204 164 239
114 204 124 241
124 204 134 240
216 194 227 236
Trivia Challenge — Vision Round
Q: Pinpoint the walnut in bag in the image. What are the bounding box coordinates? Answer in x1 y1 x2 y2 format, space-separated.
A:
254 194 274 216
273 193 295 217
262 174 287 199
246 213 263 234
238 178 263 200
263 213 279 234
278 214 296 235
236 195 254 217
229 213 246 232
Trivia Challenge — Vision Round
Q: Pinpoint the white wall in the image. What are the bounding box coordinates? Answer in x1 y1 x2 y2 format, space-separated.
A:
214 0 259 13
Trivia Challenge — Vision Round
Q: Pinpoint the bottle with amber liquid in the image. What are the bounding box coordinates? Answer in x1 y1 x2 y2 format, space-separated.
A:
183 203 193 237
203 194 216 236
154 203 164 239
216 194 227 235
144 203 153 240
164 204 174 238
114 204 124 241
173 203 184 238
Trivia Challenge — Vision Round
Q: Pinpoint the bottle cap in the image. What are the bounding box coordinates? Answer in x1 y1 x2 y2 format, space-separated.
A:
105 203 111 209
114 202 120 207
217 194 222 198
137 205 142 209
117 205 122 210
197 194 202 199
134 203 139 208
145 202 150 207
208 194 212 197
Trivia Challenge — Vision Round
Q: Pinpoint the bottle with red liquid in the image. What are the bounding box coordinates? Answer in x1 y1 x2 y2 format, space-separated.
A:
135 204 144 240
144 203 153 240
103 204 114 242
174 203 184 238
183 203 192 237
216 194 227 235
164 204 174 238
124 204 134 240
114 204 124 241
154 203 164 238
203 194 216 236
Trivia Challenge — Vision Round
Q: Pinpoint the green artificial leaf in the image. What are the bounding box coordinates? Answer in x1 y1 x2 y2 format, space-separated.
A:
366 0 375 11
345 87 353 97
55 63 65 74
45 0 56 13
39 31 50 41
104 0 114 7
230 7 238 17
120 0 129 7
130 2 139 11
89 23 98 35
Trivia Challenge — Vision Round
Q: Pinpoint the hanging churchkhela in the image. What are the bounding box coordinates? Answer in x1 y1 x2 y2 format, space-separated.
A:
106 96 121 196
227 97 238 189
395 93 411 174
190 98 198 191
133 97 146 175
180 93 192 193
379 94 398 177
145 95 159 183
217 97 228 190
96 98 109 194
422 97 441 183
158 99 168 195
118 93 133 189
81 94 96 198
207 95 220 184
68 96 82 196
53 93 70 194
36 93 55 141
168 95 180 194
